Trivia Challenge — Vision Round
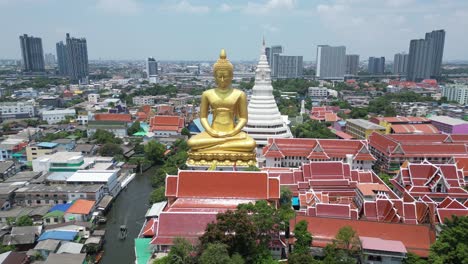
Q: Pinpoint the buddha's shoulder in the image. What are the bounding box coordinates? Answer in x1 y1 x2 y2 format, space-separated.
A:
202 89 216 96
232 88 246 97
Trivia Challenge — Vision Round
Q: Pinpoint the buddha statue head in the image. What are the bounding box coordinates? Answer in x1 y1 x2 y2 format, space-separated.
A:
213 49 233 89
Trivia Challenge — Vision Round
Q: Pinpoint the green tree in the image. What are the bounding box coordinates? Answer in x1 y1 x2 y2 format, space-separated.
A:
279 187 293 207
199 243 232 264
378 173 392 186
181 127 191 137
288 253 317 264
92 129 122 144
128 121 142 135
16 215 33 226
2 123 11 132
149 186 166 204
292 117 335 139
429 215 468 264
167 237 195 264
293 220 312 255
200 210 257 262
99 143 123 157
244 165 260 171
403 252 427 264
334 226 360 253
144 140 166 164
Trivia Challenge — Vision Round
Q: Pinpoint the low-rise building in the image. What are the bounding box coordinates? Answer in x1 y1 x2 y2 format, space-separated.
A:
0 138 28 161
32 151 90 173
345 119 385 139
26 142 59 162
429 115 468 134
0 101 36 120
14 184 105 206
308 87 328 100
64 199 95 222
441 84 468 105
149 115 185 137
262 138 375 170
66 170 120 196
0 161 16 180
41 109 76 124
132 96 166 106
87 120 128 138
88 93 100 104
370 116 438 134
368 133 468 174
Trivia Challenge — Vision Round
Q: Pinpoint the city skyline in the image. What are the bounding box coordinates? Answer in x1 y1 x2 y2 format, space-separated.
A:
1 0 468 61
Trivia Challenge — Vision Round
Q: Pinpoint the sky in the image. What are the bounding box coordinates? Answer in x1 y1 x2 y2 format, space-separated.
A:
1 0 468 61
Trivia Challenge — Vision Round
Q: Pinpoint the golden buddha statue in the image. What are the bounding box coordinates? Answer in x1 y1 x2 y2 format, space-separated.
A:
187 49 256 166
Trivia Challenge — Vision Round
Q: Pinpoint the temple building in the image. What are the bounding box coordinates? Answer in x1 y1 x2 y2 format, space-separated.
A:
243 40 292 151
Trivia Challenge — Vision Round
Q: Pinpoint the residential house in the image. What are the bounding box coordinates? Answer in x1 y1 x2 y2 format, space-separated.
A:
64 199 95 222
0 161 16 180
41 109 76 124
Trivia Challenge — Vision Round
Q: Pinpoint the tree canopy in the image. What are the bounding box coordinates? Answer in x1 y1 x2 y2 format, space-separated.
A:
292 117 335 139
429 215 468 264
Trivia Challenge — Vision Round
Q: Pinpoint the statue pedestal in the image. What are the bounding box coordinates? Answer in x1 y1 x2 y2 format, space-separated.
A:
186 151 257 170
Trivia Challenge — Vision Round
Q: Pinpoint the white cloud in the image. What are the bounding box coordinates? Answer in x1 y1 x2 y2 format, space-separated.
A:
96 0 141 16
262 24 279 32
165 0 210 14
219 3 233 12
244 0 296 14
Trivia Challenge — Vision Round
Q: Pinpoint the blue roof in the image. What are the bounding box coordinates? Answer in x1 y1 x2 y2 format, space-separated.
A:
191 114 213 132
49 203 73 213
38 230 77 241
37 142 59 148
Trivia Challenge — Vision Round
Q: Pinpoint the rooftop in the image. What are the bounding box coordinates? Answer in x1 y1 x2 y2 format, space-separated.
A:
44 253 86 264
66 199 95 215
347 119 385 130
360 236 407 253
429 115 468 126
66 170 117 183
94 113 132 122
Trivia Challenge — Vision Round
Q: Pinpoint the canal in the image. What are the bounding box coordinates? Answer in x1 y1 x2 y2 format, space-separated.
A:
101 166 157 264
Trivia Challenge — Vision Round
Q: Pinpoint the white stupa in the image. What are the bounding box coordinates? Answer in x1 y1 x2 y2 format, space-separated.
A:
243 39 292 148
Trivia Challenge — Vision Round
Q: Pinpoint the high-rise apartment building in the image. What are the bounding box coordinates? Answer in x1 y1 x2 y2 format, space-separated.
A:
147 57 158 77
56 41 68 76
315 45 346 80
44 53 56 66
346 54 359 75
19 34 45 72
393 53 408 75
442 84 468 105
368 57 385 75
265 45 283 67
65 33 89 84
271 54 303 78
407 29 445 81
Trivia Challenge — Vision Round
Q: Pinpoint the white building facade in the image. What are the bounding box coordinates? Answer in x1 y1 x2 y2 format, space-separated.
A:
316 45 346 80
42 109 76 124
0 101 36 119
442 84 468 105
243 41 292 149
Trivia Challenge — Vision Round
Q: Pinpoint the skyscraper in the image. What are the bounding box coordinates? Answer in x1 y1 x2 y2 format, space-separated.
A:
407 29 445 81
272 54 303 78
315 45 346 80
346 54 359 75
44 53 56 67
368 57 385 75
19 34 45 72
266 45 283 77
66 33 89 84
56 41 69 76
147 57 158 77
393 53 408 75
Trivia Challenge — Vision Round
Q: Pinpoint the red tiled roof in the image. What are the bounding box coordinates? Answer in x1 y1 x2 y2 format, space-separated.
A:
142 218 158 237
168 171 280 200
391 124 439 134
66 199 95 215
94 113 132 122
151 212 217 245
291 216 435 257
379 117 431 123
149 115 184 132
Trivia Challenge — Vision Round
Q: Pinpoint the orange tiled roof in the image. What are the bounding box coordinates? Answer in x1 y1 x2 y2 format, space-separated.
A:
391 124 439 134
66 199 95 215
149 115 184 132
94 113 132 122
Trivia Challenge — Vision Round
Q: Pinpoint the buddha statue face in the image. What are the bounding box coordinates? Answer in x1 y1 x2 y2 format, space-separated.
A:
213 49 233 90
215 69 232 89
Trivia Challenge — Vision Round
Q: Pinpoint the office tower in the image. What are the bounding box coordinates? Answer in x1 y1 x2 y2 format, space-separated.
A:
315 45 346 80
407 29 445 81
346 54 359 75
393 53 408 74
147 57 158 76
65 33 89 84
56 41 69 76
271 54 303 78
368 57 385 75
19 34 45 72
266 45 283 77
44 53 56 66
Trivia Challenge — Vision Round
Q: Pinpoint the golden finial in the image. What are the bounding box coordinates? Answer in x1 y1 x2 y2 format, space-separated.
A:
220 49 227 59
214 49 233 74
